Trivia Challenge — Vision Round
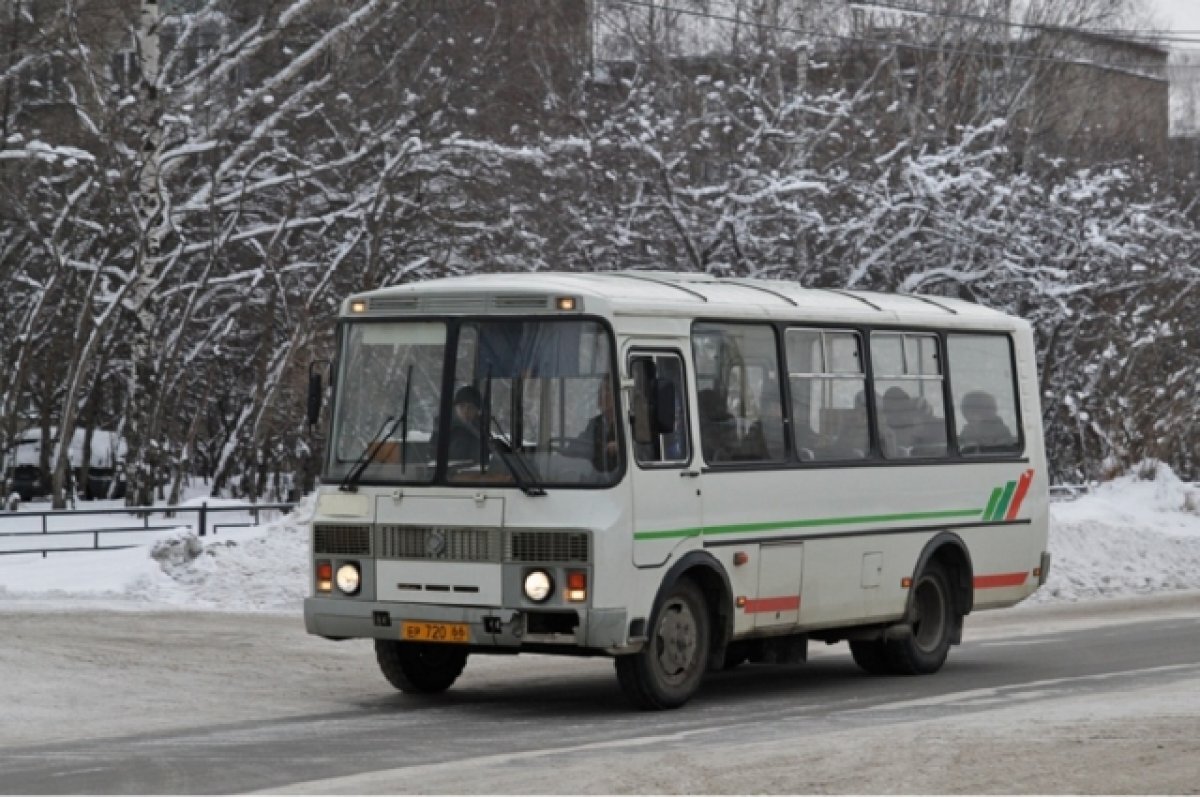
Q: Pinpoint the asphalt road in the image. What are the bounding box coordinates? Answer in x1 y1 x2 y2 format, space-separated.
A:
2 594 1198 794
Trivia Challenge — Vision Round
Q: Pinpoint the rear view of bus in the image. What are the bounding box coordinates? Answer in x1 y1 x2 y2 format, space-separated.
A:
304 273 1050 709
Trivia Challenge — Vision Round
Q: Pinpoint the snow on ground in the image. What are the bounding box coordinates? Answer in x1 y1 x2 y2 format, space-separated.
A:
0 467 1197 613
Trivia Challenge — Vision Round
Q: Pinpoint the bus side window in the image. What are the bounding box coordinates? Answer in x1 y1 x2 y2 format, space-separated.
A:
691 323 784 464
947 334 1022 456
871 332 949 459
630 353 690 466
785 328 869 462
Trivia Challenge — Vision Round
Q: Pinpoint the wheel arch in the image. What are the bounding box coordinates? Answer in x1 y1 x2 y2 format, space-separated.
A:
653 550 734 670
909 531 975 620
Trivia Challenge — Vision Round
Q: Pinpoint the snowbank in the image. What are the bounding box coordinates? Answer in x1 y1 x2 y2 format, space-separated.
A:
0 467 1197 613
1032 463 1200 603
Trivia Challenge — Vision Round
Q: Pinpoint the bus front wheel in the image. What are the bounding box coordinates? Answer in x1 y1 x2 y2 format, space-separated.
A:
615 578 711 710
374 640 468 694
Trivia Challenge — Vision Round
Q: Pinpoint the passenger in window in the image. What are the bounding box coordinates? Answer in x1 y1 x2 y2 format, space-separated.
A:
828 391 869 459
447 385 483 460
879 387 913 457
566 378 620 471
698 388 736 462
741 390 785 461
880 387 945 457
959 391 1016 452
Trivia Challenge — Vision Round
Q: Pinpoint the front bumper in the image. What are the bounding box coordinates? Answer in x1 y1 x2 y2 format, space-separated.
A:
304 596 632 652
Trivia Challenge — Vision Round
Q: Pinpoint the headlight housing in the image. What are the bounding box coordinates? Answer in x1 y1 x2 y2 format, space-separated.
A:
335 562 361 595
523 569 553 603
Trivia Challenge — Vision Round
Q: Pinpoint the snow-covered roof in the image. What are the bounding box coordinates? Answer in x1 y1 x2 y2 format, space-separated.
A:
345 271 1020 330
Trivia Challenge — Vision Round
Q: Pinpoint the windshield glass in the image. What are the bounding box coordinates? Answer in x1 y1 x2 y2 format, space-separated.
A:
328 321 447 484
448 319 621 488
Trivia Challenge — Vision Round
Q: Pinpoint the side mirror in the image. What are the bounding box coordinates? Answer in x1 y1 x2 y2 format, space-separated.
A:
653 380 677 435
630 359 679 445
306 369 323 429
630 359 656 446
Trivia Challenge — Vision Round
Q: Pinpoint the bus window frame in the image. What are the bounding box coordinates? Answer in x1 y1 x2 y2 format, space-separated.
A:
689 318 1029 473
325 313 626 490
869 329 952 462
943 330 1026 459
690 320 789 467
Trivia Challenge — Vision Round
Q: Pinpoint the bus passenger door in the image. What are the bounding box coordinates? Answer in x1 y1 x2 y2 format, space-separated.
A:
627 349 702 568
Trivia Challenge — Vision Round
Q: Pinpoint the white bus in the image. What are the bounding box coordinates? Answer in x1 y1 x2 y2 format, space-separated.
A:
304 272 1049 709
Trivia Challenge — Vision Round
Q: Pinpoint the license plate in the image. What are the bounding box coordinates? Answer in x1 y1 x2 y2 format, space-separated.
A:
401 621 470 644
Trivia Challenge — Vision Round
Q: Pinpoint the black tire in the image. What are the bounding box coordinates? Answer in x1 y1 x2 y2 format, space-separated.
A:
885 561 956 675
719 643 749 671
374 640 468 694
615 578 710 710
849 639 892 675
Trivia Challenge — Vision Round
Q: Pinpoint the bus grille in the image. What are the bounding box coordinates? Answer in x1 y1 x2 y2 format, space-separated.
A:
313 525 371 556
505 531 589 563
378 526 501 562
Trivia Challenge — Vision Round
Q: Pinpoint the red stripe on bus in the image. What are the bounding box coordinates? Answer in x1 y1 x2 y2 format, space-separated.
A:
744 596 801 614
1005 469 1035 521
974 572 1029 589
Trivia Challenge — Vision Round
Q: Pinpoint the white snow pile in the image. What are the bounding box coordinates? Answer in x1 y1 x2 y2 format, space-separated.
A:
0 466 1198 613
1031 462 1200 603
0 495 315 612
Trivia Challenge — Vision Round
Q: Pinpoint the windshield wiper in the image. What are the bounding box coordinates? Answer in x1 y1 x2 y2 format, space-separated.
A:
481 377 545 497
487 424 545 497
339 415 397 493
339 366 413 492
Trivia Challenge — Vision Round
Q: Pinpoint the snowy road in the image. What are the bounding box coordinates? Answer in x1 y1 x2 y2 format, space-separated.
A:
2 592 1198 794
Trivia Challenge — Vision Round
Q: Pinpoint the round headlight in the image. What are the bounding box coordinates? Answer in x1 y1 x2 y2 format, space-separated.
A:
335 562 361 595
523 569 553 603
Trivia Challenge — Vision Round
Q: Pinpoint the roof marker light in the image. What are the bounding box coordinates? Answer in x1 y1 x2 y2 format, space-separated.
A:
556 296 577 311
350 299 367 314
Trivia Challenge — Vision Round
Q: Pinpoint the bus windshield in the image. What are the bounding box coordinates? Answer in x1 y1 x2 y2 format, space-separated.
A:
329 321 447 484
327 318 621 488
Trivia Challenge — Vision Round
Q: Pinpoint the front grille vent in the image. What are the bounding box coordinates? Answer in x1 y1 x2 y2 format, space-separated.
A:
423 295 487 313
314 524 371 556
369 297 419 312
492 294 549 311
505 531 590 563
379 526 500 562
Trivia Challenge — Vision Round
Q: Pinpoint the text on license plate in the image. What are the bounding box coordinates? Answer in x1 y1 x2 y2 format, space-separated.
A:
401 621 470 644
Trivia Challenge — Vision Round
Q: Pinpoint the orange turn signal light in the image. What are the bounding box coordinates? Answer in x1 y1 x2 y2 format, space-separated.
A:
901 577 913 589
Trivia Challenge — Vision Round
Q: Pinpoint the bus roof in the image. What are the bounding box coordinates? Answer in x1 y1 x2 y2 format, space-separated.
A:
344 272 1021 329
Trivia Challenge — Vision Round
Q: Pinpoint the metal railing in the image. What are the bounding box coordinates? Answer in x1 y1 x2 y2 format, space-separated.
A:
0 502 295 557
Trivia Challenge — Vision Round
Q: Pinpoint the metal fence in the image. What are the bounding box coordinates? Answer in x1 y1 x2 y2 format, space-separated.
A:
2 480 1195 557
0 503 295 557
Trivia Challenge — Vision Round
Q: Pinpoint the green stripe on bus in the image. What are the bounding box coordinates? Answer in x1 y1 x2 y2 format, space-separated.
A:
991 480 1018 521
634 508 983 542
983 487 1003 520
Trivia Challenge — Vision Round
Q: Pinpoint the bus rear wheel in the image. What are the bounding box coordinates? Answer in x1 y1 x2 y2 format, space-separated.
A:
615 578 710 710
852 562 956 676
888 561 955 674
374 640 468 694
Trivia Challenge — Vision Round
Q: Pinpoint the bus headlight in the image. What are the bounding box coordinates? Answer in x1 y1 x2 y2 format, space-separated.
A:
335 562 361 595
523 569 553 603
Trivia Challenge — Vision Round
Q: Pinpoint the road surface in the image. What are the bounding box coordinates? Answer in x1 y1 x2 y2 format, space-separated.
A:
1 592 1198 793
